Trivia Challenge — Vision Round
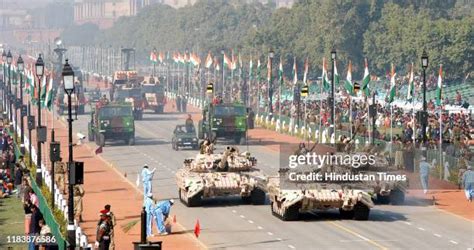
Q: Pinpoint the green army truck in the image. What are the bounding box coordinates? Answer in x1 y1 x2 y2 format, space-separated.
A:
88 103 135 146
198 103 248 144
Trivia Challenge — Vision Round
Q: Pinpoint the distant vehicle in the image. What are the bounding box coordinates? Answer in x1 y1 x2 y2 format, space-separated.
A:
141 82 166 113
198 103 248 144
114 86 144 120
171 125 199 150
88 102 135 146
56 82 86 115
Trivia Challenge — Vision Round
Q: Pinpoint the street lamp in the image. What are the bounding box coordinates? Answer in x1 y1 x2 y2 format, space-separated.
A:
330 48 336 142
35 54 45 187
17 55 25 153
421 50 429 144
62 59 76 249
7 51 12 123
268 49 275 117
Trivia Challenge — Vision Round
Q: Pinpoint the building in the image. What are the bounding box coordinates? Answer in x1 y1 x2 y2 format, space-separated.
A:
74 0 157 29
160 0 294 9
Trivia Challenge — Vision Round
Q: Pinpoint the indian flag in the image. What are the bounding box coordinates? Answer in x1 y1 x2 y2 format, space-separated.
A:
40 74 48 105
387 63 396 103
303 57 309 85
256 58 261 81
334 60 340 87
267 55 271 82
249 57 253 80
231 52 237 71
407 63 414 101
292 57 297 85
436 64 443 106
361 58 370 96
214 56 220 71
223 53 232 70
344 60 354 95
322 58 330 92
205 52 213 68
158 52 164 64
150 51 158 64
278 56 284 87
44 76 53 110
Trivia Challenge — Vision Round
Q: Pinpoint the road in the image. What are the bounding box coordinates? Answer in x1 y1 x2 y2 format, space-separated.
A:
71 102 473 250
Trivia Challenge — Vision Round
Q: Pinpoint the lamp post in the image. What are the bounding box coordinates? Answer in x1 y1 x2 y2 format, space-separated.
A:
35 54 45 186
268 49 274 118
62 59 76 249
7 51 12 122
421 50 429 145
17 55 25 152
2 51 6 114
330 49 336 142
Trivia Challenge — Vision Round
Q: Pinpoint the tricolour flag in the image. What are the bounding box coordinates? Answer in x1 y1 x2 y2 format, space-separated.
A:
303 57 309 85
407 63 414 101
387 63 396 103
334 60 340 87
223 53 232 70
292 57 297 86
322 58 330 92
205 52 213 68
344 60 354 95
361 58 370 96
278 56 284 87
40 75 47 105
267 55 271 83
158 52 164 64
150 51 158 64
436 64 443 106
44 76 53 110
249 57 253 80
256 58 261 81
213 56 220 71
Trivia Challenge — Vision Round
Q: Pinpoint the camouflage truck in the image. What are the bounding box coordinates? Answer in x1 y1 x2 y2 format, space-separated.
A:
88 102 135 146
141 82 166 114
175 147 267 207
198 103 248 144
267 170 375 221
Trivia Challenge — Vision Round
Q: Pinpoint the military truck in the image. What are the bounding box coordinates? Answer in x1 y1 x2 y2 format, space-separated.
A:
198 103 248 144
114 86 144 120
175 148 267 207
267 170 375 221
141 81 166 114
88 102 135 146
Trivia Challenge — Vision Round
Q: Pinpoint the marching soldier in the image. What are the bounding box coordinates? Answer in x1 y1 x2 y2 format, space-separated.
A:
54 159 66 194
104 204 116 250
73 184 85 222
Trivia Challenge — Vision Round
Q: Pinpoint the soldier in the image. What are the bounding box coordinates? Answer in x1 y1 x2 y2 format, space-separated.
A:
95 210 112 250
200 139 209 154
218 147 232 170
73 184 85 222
185 114 194 132
54 159 66 194
100 95 109 105
104 204 116 249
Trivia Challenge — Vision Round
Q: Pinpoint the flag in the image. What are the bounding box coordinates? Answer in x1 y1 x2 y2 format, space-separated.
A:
388 63 396 103
249 57 253 80
194 219 201 238
213 56 220 71
44 76 53 110
172 52 179 63
344 60 354 95
238 53 243 78
334 60 340 87
95 146 103 155
361 58 370 96
407 63 414 101
303 57 309 85
223 53 232 70
436 64 443 106
135 172 140 187
205 52 213 68
39 75 47 105
256 58 261 81
278 56 284 87
292 57 297 86
150 51 158 64
267 56 271 83
158 52 164 64
322 58 330 92
231 51 237 71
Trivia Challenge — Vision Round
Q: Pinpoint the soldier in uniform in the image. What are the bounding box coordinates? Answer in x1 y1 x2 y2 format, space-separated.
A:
73 185 85 222
95 210 112 250
104 204 116 250
54 159 66 194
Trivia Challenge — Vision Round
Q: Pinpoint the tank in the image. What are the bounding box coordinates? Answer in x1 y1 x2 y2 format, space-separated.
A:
267 171 375 221
175 147 267 207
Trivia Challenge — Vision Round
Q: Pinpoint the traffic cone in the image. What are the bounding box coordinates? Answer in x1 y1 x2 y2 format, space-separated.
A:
173 215 176 223
194 219 200 238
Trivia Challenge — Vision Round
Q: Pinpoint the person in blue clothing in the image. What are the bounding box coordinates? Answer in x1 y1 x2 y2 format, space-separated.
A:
153 199 174 235
462 166 474 202
144 193 155 237
141 164 156 201
419 156 431 194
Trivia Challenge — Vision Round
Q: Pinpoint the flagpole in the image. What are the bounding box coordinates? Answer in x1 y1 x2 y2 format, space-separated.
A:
439 104 443 179
390 103 393 154
319 81 323 143
349 96 352 139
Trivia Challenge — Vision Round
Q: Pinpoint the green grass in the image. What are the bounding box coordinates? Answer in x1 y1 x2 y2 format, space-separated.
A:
0 196 27 249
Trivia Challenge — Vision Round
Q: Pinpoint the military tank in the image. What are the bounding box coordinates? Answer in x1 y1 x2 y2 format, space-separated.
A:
176 147 267 207
267 170 375 221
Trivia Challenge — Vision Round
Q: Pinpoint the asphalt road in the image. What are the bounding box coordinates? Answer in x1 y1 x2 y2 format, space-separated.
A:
71 103 474 250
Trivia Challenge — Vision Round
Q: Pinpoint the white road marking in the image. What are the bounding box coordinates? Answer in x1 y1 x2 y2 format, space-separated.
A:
232 210 237 213
276 238 282 241
257 226 263 230
449 240 458 245
288 245 295 249
417 227 425 231
267 232 273 236
404 222 412 225
433 233 441 238
248 220 254 224
239 215 245 219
